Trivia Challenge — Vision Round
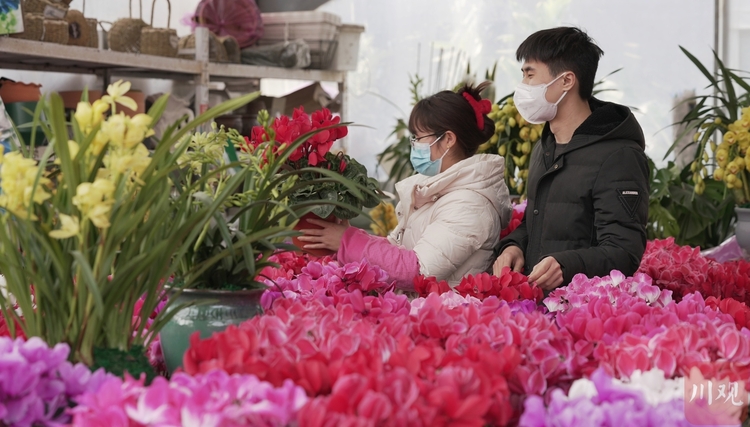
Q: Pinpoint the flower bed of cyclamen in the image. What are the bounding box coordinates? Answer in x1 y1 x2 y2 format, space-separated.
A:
4 238 750 426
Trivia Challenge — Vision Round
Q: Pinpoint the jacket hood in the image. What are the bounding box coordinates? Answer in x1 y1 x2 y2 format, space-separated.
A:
396 154 511 223
543 98 645 150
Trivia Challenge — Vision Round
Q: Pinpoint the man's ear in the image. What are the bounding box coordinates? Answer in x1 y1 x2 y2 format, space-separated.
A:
562 72 577 93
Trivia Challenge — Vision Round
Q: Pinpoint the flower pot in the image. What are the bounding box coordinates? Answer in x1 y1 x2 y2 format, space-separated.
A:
159 287 263 373
118 90 146 117
735 207 750 252
59 90 103 110
0 80 41 104
292 212 336 257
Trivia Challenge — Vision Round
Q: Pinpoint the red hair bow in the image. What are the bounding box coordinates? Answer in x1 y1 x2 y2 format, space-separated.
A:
462 92 492 129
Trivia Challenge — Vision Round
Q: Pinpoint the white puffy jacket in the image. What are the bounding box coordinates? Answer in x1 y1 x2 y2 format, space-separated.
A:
387 154 512 284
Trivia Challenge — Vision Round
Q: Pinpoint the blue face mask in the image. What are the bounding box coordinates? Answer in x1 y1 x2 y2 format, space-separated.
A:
410 133 449 176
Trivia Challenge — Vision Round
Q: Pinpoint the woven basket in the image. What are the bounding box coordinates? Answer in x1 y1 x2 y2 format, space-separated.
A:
24 0 67 17
10 13 44 40
140 0 177 57
65 9 90 46
43 18 70 45
178 31 227 63
108 0 149 53
82 0 98 48
218 35 240 63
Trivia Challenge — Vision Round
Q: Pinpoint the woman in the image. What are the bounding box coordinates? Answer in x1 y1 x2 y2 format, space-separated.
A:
298 82 512 289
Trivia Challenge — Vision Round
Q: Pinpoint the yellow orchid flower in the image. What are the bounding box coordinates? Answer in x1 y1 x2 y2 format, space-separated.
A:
101 80 138 113
54 141 80 165
49 214 80 239
100 114 128 149
74 102 93 132
74 100 111 135
89 131 110 156
87 203 112 229
73 178 115 229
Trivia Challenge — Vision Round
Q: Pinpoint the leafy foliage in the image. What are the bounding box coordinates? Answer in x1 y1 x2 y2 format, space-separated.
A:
0 87 260 364
647 157 736 248
290 151 381 220
668 47 750 206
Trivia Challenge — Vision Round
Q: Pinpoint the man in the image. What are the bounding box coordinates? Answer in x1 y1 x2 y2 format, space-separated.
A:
493 27 649 291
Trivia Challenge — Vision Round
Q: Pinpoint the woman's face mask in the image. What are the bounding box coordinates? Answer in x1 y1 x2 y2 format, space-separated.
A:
410 133 448 176
513 73 568 124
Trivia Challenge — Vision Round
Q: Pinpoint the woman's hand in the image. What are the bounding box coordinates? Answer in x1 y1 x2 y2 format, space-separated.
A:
297 218 350 252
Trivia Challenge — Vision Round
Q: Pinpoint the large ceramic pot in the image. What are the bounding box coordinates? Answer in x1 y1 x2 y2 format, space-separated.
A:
292 212 336 257
160 288 264 373
736 207 750 252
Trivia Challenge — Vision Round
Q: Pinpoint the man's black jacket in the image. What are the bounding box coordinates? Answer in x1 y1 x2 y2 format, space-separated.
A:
497 98 649 285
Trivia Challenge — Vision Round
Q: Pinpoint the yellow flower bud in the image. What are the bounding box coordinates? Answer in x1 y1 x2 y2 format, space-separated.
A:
715 118 722 125
726 173 738 185
508 117 517 128
521 141 531 154
714 168 725 181
498 145 507 156
516 114 527 127
693 132 700 142
519 127 530 141
727 161 740 175
529 129 539 142
695 180 706 194
709 140 717 152
723 131 737 145
736 157 746 170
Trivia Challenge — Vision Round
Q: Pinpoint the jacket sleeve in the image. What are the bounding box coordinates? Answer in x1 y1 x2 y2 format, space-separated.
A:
412 192 499 280
495 207 529 258
549 146 649 283
337 227 420 290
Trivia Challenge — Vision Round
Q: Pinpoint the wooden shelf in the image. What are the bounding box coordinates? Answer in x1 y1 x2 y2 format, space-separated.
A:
0 30 349 121
0 37 345 83
0 38 201 79
209 62 345 83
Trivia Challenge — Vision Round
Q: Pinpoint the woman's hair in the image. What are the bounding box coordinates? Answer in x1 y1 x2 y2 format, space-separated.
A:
408 81 496 158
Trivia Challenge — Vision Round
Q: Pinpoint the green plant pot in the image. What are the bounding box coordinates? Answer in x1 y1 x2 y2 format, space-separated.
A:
736 207 750 252
4 101 45 146
159 288 264 374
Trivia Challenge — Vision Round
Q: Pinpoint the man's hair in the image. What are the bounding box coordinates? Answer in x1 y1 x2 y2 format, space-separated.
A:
516 27 604 100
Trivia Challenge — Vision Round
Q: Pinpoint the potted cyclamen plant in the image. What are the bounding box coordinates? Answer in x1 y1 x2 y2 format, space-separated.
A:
243 107 381 256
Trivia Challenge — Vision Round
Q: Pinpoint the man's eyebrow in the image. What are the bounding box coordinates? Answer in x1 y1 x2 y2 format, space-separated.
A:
522 66 535 73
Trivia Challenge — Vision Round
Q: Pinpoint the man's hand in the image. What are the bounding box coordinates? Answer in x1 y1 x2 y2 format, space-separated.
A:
493 245 525 275
296 218 350 252
527 256 563 291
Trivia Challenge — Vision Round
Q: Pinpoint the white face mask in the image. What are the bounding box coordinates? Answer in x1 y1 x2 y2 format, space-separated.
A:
513 73 568 124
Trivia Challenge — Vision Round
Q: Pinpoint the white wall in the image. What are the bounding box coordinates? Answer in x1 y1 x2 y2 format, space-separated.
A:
318 0 715 176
